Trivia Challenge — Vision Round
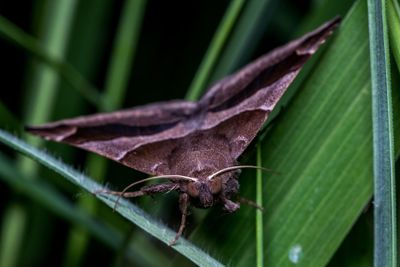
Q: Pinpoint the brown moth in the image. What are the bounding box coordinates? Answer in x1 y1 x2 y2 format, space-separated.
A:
27 18 340 245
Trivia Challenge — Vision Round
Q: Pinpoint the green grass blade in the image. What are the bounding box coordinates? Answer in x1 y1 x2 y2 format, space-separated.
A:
388 0 400 72
0 204 25 267
367 0 397 266
0 2 78 266
256 145 264 267
185 0 245 100
46 1 115 265
0 129 224 267
102 0 147 111
209 0 274 83
0 15 103 107
22 1 77 131
63 1 147 266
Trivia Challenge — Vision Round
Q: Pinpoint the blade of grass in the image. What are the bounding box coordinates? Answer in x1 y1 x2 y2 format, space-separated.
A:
299 1 372 266
0 15 103 107
102 0 147 112
185 0 245 100
256 144 264 267
388 0 400 72
21 1 76 131
45 1 115 265
367 0 397 266
96 1 149 264
209 0 276 83
0 204 25 267
0 2 78 267
393 63 400 159
63 1 148 266
0 152 168 267
0 129 224 267
60 0 110 264
264 0 353 123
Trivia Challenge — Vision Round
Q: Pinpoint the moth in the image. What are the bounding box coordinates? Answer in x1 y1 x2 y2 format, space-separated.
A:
27 18 340 245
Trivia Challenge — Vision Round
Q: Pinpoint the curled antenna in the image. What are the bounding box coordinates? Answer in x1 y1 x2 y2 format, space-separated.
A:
207 165 279 180
113 175 198 210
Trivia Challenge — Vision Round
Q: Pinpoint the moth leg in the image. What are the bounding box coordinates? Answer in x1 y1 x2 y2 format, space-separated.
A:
124 183 179 198
94 188 144 197
169 192 189 246
95 183 178 198
238 196 264 211
96 183 180 212
220 196 240 213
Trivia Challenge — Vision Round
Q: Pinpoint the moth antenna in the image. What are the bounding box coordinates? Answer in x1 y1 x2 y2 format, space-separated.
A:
113 175 198 210
207 165 279 180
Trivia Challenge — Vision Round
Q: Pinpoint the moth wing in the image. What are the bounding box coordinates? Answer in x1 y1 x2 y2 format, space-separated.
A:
197 17 340 159
27 18 340 175
27 100 199 175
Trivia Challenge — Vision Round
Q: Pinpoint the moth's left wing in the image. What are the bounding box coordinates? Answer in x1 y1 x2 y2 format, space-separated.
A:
197 17 340 159
27 100 199 175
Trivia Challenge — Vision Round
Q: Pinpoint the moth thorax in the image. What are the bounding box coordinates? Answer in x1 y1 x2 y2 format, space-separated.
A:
171 149 235 179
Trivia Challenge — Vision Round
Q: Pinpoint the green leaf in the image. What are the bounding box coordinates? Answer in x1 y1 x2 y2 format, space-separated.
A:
256 145 264 267
367 0 397 266
0 129 224 267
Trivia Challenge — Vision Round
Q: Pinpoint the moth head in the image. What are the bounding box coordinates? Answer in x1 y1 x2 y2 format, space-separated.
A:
186 179 223 208
185 165 272 208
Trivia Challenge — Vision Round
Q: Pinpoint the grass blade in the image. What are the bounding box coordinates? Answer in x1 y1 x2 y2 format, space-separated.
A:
0 15 103 107
256 144 264 267
367 0 397 266
63 1 148 266
185 0 245 100
0 129 224 267
388 0 400 72
0 204 25 267
0 2 78 266
209 0 275 83
102 0 147 111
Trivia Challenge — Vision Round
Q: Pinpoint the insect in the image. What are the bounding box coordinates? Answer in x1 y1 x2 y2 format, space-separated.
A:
27 17 340 245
